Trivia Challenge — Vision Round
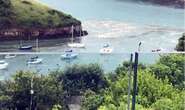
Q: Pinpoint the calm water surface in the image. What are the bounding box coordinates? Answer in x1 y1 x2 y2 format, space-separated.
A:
0 53 159 80
0 0 184 52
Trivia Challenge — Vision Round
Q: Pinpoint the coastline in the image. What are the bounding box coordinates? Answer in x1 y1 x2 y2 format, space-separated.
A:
0 25 88 41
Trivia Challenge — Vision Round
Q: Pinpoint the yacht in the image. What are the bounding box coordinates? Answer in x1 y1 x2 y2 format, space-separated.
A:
61 49 78 59
5 54 16 59
100 44 113 54
27 56 43 64
67 25 85 48
0 60 8 70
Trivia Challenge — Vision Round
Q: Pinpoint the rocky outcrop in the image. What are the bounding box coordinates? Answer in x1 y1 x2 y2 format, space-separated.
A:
128 0 185 9
147 0 185 9
0 25 88 41
0 0 88 41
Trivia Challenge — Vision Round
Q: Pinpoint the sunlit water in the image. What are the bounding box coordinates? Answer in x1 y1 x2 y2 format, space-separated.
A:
0 53 160 80
0 0 184 52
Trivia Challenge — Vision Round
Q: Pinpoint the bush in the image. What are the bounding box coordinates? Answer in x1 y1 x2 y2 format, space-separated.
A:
176 33 185 51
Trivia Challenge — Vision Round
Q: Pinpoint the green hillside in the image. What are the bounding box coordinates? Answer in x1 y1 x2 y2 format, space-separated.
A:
0 0 81 29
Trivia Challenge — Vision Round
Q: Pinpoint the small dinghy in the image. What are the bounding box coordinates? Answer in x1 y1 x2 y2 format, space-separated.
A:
100 44 113 55
61 49 78 59
0 60 8 70
5 54 16 59
152 48 161 52
27 56 43 64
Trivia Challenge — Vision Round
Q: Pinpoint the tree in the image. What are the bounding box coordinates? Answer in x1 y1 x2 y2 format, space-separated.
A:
176 33 185 51
150 54 185 89
81 90 103 110
0 71 67 110
58 64 108 96
0 0 14 28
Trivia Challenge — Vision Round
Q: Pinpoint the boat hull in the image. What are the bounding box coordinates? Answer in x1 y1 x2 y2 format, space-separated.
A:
27 58 43 64
100 48 113 55
5 54 16 59
0 63 8 70
61 53 78 59
19 46 33 50
68 43 85 48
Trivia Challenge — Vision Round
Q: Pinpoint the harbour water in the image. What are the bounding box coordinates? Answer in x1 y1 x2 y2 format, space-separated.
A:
0 0 184 52
0 0 184 78
0 53 160 80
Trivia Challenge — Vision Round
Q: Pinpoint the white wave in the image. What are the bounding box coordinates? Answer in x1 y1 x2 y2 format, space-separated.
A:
82 20 137 38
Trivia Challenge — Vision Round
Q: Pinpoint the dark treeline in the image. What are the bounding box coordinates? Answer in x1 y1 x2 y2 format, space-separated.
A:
176 33 185 51
120 0 185 8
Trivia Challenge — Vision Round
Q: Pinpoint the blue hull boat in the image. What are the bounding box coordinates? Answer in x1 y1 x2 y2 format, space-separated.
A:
19 45 33 50
61 53 78 59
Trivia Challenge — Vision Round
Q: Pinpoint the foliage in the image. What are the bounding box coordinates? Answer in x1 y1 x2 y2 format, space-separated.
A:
150 54 185 89
81 54 185 110
115 61 146 77
58 64 108 96
176 33 185 51
0 0 80 29
0 55 184 110
0 63 108 110
81 90 103 110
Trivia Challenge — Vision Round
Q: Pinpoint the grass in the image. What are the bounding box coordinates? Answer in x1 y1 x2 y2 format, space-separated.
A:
1 0 81 28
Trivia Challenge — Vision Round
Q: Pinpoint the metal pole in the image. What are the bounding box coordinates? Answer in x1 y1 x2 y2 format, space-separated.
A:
127 53 133 110
131 52 139 110
30 76 34 110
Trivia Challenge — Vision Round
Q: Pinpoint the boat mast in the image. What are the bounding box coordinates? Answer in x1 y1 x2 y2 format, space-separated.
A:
80 26 81 37
36 38 39 52
71 25 74 44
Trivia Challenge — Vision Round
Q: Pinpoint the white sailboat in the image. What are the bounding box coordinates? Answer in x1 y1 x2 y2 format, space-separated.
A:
27 56 43 64
0 60 8 70
67 25 85 48
5 54 16 59
19 39 33 50
100 43 113 55
61 49 78 59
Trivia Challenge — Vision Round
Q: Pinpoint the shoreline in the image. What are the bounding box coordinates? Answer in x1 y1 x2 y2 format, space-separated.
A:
0 25 88 41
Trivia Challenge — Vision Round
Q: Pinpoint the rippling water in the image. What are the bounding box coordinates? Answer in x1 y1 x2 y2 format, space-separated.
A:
0 53 159 80
0 0 183 77
0 0 184 52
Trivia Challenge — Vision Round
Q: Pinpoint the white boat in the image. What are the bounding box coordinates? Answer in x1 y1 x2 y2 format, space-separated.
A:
68 25 85 48
68 43 85 48
5 54 16 59
0 60 8 70
152 48 162 52
61 50 78 59
100 44 113 55
27 56 43 64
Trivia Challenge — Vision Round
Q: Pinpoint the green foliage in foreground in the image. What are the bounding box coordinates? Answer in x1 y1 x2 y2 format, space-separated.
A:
176 33 185 51
0 54 184 110
0 64 107 110
0 0 80 29
81 54 185 110
150 54 185 90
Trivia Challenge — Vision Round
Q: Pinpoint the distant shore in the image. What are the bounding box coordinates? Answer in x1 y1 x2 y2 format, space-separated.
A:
138 0 185 9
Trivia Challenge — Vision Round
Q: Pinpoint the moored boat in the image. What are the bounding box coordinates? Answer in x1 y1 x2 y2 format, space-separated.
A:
0 60 8 70
19 45 33 50
61 49 78 59
100 44 113 55
68 25 85 48
27 56 43 64
5 54 16 59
